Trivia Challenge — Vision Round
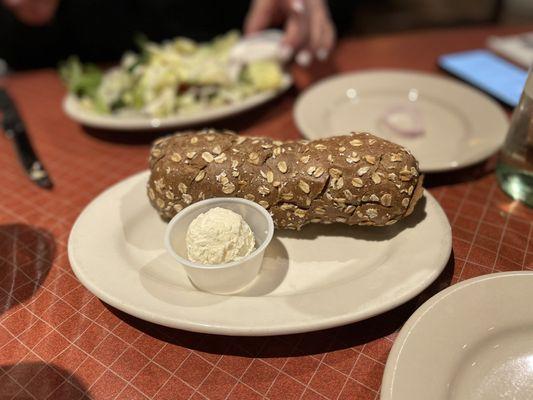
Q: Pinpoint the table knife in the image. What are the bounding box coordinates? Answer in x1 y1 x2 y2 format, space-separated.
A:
0 88 53 188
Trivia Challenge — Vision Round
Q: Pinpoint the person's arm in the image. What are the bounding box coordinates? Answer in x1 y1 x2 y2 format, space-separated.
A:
244 0 336 67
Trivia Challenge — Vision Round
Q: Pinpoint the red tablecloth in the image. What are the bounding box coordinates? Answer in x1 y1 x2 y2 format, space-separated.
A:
1 25 532 400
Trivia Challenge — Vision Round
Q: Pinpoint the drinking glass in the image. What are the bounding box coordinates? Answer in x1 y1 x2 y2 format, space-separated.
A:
496 68 533 206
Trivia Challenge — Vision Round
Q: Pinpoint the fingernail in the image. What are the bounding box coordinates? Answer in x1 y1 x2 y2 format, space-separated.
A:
292 0 305 13
279 45 293 61
296 50 312 67
316 48 329 61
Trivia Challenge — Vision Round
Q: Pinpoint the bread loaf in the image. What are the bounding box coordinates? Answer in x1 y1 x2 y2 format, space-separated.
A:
148 129 423 230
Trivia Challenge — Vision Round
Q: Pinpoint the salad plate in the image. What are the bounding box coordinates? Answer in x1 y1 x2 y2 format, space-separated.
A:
61 32 292 131
382 271 533 400
63 76 291 131
68 170 451 336
294 70 509 172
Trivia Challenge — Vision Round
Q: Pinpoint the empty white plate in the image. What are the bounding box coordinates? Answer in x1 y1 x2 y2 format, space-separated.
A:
63 74 291 131
294 70 509 172
382 271 533 400
68 171 451 336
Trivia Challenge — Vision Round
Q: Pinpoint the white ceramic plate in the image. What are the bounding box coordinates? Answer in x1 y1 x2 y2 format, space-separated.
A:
294 70 509 172
63 74 292 131
68 171 451 336
382 271 533 400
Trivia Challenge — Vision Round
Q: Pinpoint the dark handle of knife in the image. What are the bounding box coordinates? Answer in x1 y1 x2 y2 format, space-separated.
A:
6 126 53 188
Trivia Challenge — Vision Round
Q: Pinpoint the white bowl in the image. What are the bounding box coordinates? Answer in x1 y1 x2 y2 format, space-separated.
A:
164 198 274 294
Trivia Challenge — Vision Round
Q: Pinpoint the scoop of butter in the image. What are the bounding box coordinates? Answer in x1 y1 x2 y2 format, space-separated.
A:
186 207 255 265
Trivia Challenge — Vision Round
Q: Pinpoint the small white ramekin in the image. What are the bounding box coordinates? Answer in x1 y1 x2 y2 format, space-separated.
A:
164 198 274 294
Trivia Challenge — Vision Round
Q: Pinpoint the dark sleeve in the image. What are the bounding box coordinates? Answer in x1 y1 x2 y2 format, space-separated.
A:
0 5 62 70
0 0 251 69
328 0 356 36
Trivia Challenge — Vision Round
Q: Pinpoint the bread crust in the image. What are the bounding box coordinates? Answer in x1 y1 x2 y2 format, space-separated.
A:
148 129 423 229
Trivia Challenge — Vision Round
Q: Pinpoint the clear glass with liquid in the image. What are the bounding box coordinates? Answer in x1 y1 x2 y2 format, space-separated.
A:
496 69 533 207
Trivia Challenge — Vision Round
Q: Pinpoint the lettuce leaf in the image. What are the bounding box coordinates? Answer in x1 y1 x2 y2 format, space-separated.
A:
59 56 102 98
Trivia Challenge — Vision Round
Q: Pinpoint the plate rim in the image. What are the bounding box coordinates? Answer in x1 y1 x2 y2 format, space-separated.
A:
68 170 452 336
293 69 509 173
381 270 533 400
63 73 292 131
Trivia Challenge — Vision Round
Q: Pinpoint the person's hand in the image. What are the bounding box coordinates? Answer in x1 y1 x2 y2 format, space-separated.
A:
245 0 336 67
2 0 59 26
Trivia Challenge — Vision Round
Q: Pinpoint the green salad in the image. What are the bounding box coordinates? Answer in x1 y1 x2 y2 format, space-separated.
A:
60 31 284 118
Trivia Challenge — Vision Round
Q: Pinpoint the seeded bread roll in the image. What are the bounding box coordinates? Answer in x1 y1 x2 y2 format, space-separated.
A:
148 129 423 230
